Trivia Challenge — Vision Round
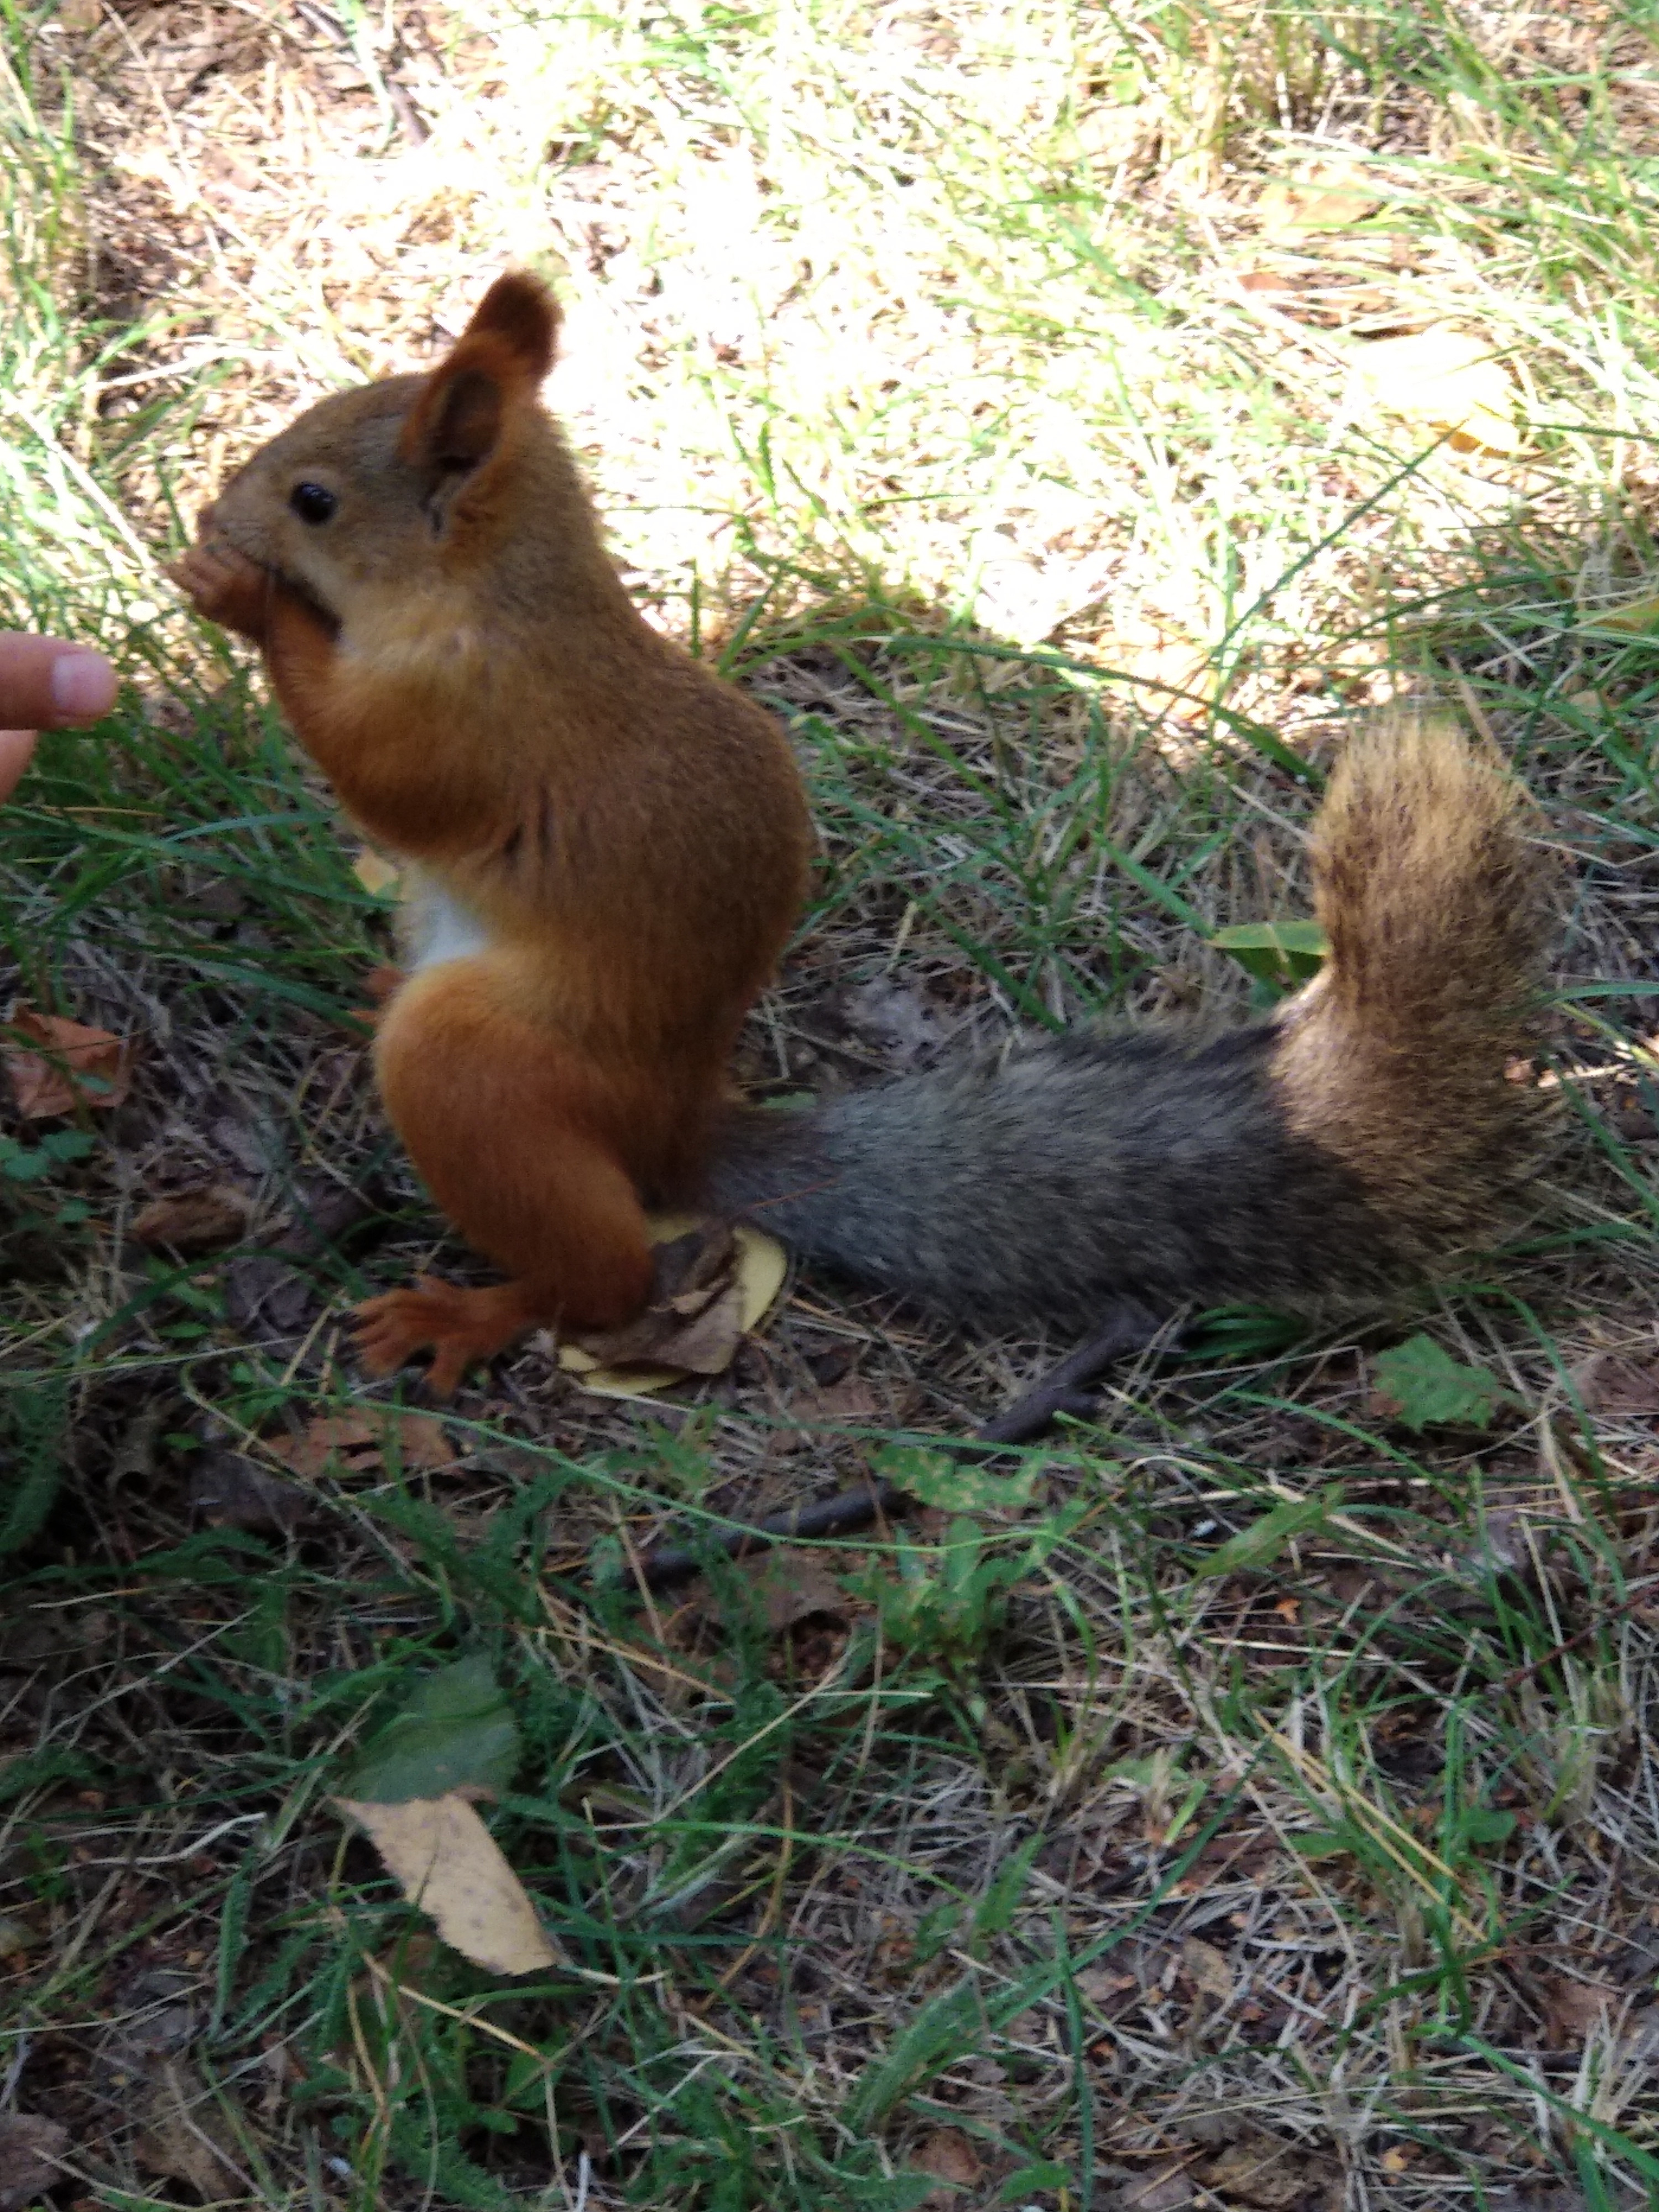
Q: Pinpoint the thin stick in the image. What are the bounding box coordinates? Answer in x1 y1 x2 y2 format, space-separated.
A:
630 1302 1173 1589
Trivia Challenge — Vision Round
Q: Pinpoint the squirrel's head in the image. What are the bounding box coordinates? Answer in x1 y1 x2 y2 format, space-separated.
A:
203 272 565 622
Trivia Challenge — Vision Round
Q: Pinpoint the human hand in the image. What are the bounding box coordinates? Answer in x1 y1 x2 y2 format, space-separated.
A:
0 633 119 804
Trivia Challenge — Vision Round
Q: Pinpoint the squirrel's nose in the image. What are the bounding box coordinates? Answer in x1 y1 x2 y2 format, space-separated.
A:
197 499 219 535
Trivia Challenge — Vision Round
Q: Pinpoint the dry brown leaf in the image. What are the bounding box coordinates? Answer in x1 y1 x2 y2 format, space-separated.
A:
1074 101 1144 166
335 1792 559 1975
390 1413 455 1470
1181 1934 1234 2002
790 1373 884 1425
1237 267 1296 296
912 2126 981 2204
1470 1505 1530 1575
1201 2136 1305 2209
133 2061 241 2198
1542 1974 1619 2048
571 1220 738 1370
264 1409 452 1479
133 1183 252 1255
4 1006 133 1118
742 1551 852 1634
1348 326 1523 456
0 2113 69 2210
1570 1349 1659 1421
264 1412 378 1477
1076 1963 1136 2004
561 1213 786 1398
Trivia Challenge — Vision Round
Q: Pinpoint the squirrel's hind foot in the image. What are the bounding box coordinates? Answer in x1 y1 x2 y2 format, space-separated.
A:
355 1273 540 1399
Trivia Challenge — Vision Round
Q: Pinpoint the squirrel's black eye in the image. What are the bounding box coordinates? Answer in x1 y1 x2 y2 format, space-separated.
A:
289 482 337 525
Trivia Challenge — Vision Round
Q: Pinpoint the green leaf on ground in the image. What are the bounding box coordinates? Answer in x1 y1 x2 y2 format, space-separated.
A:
1211 917 1328 989
1372 1335 1518 1432
877 1445 1039 1514
342 1655 520 1804
1198 1487 1342 1577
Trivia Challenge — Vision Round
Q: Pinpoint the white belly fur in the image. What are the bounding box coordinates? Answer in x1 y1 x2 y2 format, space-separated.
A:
401 870 494 972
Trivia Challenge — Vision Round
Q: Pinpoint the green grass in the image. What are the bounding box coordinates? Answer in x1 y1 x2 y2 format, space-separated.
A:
4 1 1659 2206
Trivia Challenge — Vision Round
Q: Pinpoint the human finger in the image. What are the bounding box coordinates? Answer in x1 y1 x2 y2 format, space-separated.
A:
0 634 118 730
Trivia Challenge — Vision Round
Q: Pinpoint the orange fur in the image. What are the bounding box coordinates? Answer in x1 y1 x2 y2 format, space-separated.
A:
169 273 812 1394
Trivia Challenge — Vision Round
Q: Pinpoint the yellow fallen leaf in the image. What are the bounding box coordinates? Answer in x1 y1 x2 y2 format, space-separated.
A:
335 1793 558 1976
1348 326 1523 455
1258 172 1379 238
559 1213 787 1399
352 847 401 897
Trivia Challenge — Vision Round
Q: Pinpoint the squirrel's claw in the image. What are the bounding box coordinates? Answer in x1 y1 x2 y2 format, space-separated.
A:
354 1273 540 1399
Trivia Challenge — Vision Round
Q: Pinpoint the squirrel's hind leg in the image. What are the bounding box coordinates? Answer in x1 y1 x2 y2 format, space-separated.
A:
361 958 656 1394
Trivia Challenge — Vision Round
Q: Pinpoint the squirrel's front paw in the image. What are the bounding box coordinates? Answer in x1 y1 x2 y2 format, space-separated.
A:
166 540 272 636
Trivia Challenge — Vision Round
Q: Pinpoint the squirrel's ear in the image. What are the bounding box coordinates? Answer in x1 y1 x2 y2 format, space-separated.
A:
398 274 561 507
458 272 561 383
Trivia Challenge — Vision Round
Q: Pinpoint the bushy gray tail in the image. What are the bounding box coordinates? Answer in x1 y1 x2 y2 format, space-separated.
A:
702 714 1552 1331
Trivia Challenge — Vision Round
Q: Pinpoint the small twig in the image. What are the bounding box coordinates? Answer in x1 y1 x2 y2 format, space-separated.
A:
968 1301 1168 1447
635 1470 908 1588
630 1302 1174 1589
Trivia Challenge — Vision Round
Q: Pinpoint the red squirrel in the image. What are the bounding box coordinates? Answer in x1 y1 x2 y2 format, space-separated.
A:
170 272 812 1395
174 272 1553 1385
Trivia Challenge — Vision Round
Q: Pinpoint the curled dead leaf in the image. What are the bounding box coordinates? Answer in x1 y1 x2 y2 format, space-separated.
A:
134 1183 252 1255
560 1213 786 1399
1098 624 1218 723
5 1005 133 1118
1123 2165 1197 2211
840 977 952 1070
336 1792 560 1976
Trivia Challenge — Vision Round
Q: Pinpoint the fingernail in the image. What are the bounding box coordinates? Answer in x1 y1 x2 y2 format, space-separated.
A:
49 651 117 722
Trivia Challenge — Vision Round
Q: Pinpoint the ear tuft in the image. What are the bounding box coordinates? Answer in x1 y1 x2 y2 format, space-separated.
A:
461 272 560 385
395 275 560 492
